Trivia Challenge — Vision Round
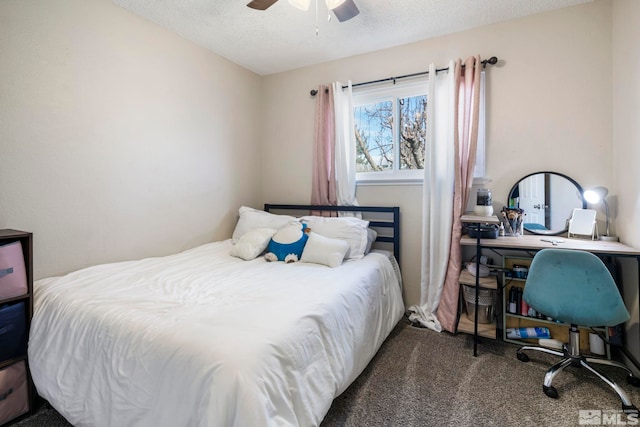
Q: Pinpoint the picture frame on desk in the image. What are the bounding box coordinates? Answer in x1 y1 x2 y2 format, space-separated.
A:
568 208 598 240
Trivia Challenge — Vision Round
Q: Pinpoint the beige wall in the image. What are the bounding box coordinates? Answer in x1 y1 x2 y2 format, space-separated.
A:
262 1 614 307
613 0 640 368
0 0 263 279
3 0 636 361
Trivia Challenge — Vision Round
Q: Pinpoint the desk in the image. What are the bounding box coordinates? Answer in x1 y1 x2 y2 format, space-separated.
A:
461 234 640 257
460 232 640 369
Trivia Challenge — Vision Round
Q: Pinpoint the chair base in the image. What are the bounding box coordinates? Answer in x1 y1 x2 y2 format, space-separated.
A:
516 325 640 413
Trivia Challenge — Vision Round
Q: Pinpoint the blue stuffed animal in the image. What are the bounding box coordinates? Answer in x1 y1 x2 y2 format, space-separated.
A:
265 223 309 263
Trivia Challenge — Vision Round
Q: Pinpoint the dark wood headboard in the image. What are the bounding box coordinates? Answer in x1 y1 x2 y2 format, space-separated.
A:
264 204 400 264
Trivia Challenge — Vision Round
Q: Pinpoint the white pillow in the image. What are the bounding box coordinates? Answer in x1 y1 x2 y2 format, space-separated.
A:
230 228 276 260
232 206 298 243
299 216 369 259
301 232 349 268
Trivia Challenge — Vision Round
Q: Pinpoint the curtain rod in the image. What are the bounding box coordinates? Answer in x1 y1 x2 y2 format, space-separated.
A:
309 56 498 96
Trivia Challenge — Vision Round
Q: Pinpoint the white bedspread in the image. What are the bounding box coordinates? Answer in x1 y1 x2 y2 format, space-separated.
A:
29 240 404 427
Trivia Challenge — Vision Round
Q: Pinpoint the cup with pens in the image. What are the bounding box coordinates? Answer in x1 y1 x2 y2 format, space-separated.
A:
500 207 525 236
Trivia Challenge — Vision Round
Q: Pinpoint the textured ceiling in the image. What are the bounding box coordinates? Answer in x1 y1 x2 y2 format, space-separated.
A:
111 0 592 76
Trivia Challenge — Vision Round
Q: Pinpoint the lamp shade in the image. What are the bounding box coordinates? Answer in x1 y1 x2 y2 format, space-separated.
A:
288 0 310 10
584 187 608 204
325 0 346 9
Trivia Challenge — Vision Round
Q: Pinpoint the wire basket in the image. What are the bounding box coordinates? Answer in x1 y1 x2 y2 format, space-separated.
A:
462 284 496 324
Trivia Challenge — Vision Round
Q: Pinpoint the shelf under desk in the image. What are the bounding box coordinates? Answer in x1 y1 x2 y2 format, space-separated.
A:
459 213 501 356
459 231 640 370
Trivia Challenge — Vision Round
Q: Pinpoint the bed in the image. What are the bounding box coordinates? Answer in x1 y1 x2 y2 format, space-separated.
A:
28 204 404 427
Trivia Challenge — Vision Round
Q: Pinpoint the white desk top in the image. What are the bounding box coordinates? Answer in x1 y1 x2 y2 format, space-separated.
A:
460 234 640 256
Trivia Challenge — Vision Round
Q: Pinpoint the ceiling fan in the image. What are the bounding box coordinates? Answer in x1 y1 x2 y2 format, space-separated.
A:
247 0 360 23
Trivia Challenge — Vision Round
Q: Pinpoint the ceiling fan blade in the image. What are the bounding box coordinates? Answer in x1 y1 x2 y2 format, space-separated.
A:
247 0 279 10
332 0 359 22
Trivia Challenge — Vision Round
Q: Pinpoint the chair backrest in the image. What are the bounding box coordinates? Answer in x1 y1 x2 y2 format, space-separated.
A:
523 249 629 327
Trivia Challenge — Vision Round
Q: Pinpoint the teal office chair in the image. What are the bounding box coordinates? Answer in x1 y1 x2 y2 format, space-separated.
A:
516 248 639 412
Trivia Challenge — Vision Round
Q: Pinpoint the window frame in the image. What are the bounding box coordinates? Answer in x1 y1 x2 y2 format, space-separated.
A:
351 73 486 185
353 80 427 183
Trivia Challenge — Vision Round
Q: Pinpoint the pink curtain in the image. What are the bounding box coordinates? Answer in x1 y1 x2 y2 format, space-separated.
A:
311 85 338 215
436 56 483 333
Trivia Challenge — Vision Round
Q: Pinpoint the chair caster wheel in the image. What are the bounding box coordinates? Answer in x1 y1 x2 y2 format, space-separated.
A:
543 385 558 399
627 375 640 387
517 351 529 363
622 404 638 415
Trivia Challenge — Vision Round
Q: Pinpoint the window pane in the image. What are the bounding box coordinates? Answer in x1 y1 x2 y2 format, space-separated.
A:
398 95 426 170
354 101 393 172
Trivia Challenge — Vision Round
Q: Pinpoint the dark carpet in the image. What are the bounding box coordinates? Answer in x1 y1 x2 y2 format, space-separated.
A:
15 317 640 426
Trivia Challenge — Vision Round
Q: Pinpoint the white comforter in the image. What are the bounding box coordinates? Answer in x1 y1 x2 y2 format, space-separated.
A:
29 240 404 427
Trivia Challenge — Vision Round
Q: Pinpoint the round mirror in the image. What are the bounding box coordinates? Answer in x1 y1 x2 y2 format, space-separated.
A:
508 171 585 236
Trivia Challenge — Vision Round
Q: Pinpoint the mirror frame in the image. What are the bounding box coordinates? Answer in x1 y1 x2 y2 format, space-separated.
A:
508 171 586 236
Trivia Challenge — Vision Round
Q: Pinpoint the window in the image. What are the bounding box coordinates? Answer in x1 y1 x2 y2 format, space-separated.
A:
352 74 486 184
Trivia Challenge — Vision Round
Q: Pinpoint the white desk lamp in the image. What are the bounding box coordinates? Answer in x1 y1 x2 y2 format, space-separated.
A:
583 186 618 242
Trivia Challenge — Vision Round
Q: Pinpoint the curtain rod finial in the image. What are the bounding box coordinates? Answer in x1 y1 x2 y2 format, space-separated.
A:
486 56 498 65
310 89 318 96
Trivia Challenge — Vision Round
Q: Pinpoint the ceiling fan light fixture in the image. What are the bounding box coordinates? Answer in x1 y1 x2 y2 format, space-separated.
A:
288 0 311 11
324 0 346 10
332 0 359 22
247 0 279 10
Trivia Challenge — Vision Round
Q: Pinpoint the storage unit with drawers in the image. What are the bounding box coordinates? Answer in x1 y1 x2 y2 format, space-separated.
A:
0 230 33 425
